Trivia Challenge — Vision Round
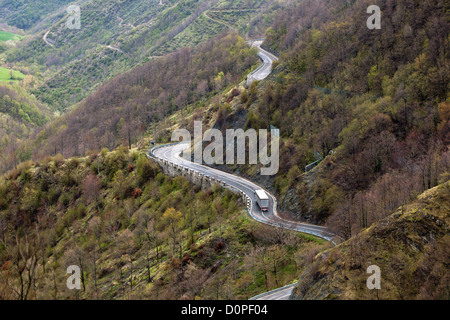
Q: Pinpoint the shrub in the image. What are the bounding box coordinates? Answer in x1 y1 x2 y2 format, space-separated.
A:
227 88 240 103
130 151 139 162
244 110 261 130
53 154 65 167
181 253 191 265
172 258 181 269
55 219 66 238
216 104 231 125
48 188 61 205
62 172 76 187
132 188 142 198
215 241 224 252
67 158 79 170
240 89 248 104
136 156 157 187
100 148 109 157
59 192 70 207
40 178 49 192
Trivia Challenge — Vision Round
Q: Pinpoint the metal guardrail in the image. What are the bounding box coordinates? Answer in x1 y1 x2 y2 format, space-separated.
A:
249 56 266 76
305 159 321 172
149 143 338 243
148 141 189 158
147 142 340 300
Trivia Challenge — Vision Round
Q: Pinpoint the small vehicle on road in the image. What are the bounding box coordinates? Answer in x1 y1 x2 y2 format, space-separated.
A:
254 189 269 211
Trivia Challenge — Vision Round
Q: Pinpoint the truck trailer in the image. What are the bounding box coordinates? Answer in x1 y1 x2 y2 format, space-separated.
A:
254 189 269 211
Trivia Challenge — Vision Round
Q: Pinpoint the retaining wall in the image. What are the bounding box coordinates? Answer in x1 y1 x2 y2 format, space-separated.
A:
146 145 252 209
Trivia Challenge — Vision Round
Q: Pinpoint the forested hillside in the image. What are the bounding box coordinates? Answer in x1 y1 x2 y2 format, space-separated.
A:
6 0 286 111
0 0 74 31
292 181 449 300
0 148 328 299
0 0 448 301
7 0 199 110
0 0 287 175
212 0 449 240
0 0 287 174
0 83 50 172
26 33 258 163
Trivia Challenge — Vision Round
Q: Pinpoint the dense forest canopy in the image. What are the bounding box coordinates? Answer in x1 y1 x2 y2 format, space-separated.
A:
264 0 448 101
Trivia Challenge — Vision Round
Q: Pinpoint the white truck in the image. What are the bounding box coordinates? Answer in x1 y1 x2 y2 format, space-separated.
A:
254 189 269 212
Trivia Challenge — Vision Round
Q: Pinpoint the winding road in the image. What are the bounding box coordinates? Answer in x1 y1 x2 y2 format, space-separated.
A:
43 30 55 47
148 42 337 300
150 142 336 243
246 40 278 86
149 142 337 300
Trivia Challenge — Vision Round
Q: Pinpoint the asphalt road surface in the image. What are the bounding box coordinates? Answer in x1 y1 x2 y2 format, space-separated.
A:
150 143 337 300
247 40 279 85
150 40 336 300
151 143 336 242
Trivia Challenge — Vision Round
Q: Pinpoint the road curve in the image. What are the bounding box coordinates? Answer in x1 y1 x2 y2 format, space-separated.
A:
148 40 335 300
249 283 297 301
246 40 278 86
148 143 337 300
43 30 55 47
150 143 335 241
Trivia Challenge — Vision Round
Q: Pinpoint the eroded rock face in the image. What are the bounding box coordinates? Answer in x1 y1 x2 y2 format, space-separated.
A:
278 188 303 220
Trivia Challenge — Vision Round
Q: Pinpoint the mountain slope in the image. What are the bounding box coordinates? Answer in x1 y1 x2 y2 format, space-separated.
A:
6 0 285 111
292 181 450 300
0 83 51 172
0 148 329 300
211 0 449 235
0 0 75 31
28 33 258 160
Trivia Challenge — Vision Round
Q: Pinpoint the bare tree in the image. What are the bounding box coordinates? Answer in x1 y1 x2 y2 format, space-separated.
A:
8 234 39 300
82 174 101 211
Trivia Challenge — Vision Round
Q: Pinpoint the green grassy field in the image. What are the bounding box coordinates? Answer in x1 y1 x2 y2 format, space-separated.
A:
0 30 23 42
0 66 25 82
